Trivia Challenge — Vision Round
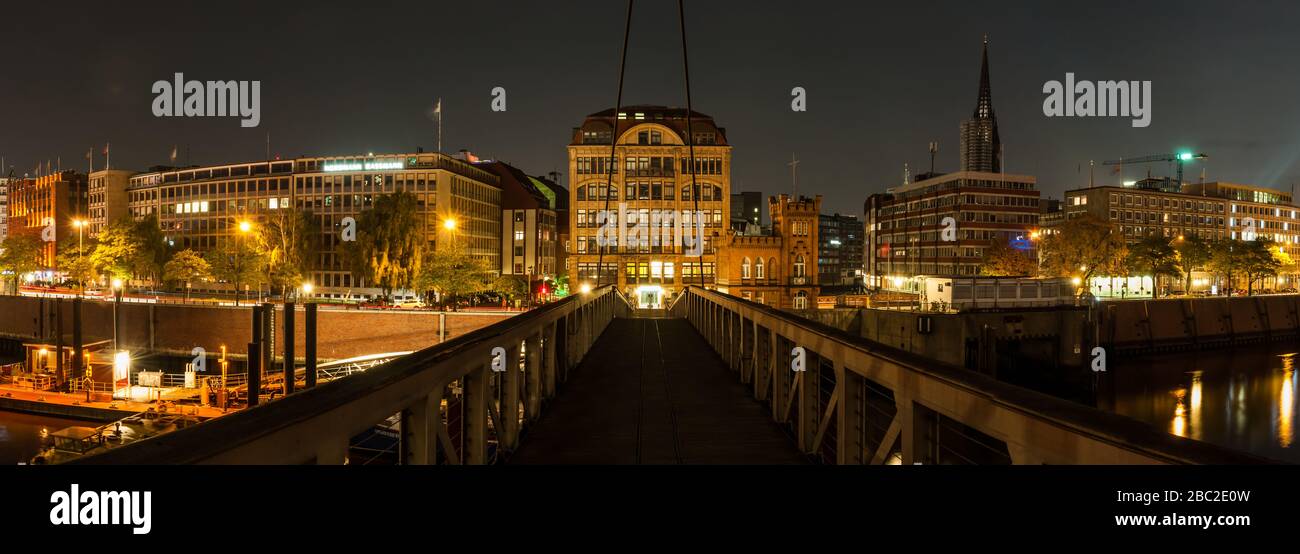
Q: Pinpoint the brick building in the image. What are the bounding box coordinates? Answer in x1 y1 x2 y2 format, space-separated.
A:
716 194 821 309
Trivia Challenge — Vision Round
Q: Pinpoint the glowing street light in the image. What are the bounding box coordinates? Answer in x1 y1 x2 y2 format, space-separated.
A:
113 350 131 400
302 282 314 294
238 220 252 233
579 283 592 294
443 218 457 230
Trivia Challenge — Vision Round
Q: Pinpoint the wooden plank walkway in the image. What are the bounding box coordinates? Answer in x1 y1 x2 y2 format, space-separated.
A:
509 316 807 464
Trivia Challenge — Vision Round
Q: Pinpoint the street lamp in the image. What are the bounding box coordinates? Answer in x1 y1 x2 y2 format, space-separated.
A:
235 220 253 306
442 218 456 231
301 281 313 302
579 283 592 294
1029 230 1043 276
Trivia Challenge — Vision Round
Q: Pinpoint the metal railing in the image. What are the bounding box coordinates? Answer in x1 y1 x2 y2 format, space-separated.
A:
670 286 1268 465
74 285 632 464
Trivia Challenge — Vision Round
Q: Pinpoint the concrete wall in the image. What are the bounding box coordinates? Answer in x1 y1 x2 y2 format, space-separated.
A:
791 308 861 333
828 306 1089 370
1100 295 1300 352
0 296 514 361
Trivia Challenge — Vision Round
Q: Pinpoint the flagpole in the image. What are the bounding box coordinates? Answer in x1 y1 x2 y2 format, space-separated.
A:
436 97 442 153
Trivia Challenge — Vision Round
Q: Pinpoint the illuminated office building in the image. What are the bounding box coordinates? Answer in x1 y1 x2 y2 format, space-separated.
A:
125 152 501 297
568 105 732 308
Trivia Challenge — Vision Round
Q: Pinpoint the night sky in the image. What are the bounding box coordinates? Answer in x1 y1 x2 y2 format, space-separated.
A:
4 0 1300 213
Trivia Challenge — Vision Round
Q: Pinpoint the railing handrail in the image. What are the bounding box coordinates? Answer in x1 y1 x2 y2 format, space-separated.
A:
678 285 1271 465
73 285 623 464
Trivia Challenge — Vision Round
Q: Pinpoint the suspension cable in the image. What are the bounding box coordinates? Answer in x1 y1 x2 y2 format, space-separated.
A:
679 0 704 289
596 0 635 290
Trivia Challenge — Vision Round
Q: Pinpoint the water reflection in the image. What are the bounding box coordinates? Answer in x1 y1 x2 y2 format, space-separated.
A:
0 412 99 464
1105 345 1300 463
1279 356 1294 448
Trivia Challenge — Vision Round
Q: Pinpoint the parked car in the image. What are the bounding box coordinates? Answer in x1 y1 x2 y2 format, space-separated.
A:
393 297 425 309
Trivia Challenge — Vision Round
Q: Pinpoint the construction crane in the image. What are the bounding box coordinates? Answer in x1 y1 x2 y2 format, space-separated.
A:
1102 152 1208 189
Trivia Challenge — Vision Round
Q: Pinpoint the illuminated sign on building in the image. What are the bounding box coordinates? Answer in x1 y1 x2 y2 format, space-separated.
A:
323 160 405 172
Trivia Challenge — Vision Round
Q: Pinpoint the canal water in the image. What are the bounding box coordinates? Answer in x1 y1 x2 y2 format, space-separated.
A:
0 411 102 464
1100 343 1300 463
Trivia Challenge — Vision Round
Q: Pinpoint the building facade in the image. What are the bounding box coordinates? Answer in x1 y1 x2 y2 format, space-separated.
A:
717 194 821 309
87 169 133 235
818 212 862 287
864 37 1038 287
124 152 501 297
1064 181 1300 261
865 171 1040 286
5 171 88 268
475 161 560 281
0 177 10 242
567 105 732 308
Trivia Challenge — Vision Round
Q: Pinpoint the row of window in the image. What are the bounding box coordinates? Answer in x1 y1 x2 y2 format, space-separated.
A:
574 183 726 202
572 209 725 228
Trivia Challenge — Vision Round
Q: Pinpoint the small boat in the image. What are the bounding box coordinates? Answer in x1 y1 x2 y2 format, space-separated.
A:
30 411 205 464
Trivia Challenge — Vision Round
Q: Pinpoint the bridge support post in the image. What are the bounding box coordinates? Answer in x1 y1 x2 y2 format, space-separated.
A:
502 341 522 451
728 310 737 371
543 322 557 397
837 357 864 465
798 351 820 453
525 332 542 420
401 392 438 465
770 331 785 416
899 397 920 465
747 318 758 385
463 363 490 464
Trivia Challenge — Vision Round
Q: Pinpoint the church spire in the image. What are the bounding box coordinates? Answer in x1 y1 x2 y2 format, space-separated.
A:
973 36 995 120
960 35 1002 173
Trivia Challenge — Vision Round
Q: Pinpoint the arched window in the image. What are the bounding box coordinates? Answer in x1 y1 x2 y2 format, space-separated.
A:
768 257 777 280
755 257 765 279
742 257 752 279
794 255 805 278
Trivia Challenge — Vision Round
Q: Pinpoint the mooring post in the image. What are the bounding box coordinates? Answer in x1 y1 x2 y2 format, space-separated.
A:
283 302 295 395
305 303 318 388
247 341 261 407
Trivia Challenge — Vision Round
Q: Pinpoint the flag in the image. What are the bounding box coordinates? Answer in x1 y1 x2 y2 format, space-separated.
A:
170 145 178 163
433 98 441 116
103 143 110 156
